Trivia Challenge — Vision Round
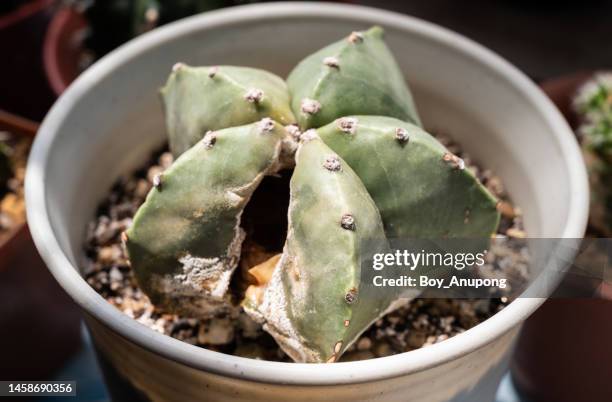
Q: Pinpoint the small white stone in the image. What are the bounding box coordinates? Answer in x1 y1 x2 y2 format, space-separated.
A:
197 318 234 345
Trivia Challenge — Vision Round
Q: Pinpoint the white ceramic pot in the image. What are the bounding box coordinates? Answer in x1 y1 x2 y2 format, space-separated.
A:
25 3 588 401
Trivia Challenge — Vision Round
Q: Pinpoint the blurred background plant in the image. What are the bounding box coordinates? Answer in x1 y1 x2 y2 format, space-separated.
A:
75 0 253 58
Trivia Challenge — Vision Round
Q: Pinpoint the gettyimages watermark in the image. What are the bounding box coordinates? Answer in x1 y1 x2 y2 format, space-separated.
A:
359 237 612 299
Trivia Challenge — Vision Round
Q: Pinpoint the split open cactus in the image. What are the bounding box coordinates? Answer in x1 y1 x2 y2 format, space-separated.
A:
125 119 288 317
125 26 500 362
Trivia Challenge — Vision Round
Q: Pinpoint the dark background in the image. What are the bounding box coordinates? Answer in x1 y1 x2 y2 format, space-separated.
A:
358 0 612 80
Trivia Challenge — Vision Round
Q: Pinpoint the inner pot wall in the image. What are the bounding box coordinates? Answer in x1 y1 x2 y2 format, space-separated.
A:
25 3 588 402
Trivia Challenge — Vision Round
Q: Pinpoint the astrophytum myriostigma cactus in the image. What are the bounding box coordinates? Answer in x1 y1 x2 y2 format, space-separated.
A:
161 64 295 156
125 119 288 318
287 26 421 130
244 133 398 363
125 26 500 362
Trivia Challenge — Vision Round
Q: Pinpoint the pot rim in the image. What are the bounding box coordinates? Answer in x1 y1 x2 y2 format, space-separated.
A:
25 2 588 385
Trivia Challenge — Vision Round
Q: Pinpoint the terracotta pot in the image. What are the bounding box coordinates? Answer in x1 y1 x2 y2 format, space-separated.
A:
511 72 612 402
0 109 82 380
43 6 86 96
0 0 56 121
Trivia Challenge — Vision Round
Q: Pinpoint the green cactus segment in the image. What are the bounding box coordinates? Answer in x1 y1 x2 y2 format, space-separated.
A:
318 116 500 239
126 120 287 318
161 65 296 156
244 134 395 363
287 26 421 130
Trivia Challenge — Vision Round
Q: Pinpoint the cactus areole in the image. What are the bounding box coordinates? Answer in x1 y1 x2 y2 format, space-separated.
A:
125 27 500 363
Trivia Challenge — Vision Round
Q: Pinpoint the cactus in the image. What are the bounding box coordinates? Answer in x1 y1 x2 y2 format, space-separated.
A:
287 26 421 130
317 116 500 240
125 26 501 362
574 73 612 235
125 119 287 318
574 73 612 161
244 133 396 363
161 64 296 156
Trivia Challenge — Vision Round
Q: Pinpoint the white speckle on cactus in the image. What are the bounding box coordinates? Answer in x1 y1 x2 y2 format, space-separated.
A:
337 117 358 134
299 129 318 143
323 155 342 172
343 319 350 327
334 340 343 354
323 56 340 69
442 152 465 170
340 214 356 230
348 31 364 43
258 117 275 133
395 127 409 144
151 228 245 312
172 62 185 73
208 66 219 78
245 88 264 103
345 287 358 304
285 124 301 140
152 173 163 189
203 131 217 149
301 98 321 115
